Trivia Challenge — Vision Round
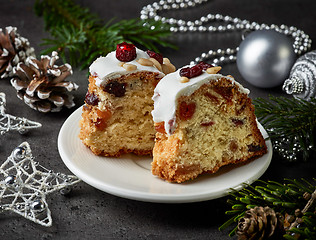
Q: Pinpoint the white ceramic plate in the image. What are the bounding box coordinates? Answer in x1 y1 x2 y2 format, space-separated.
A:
58 106 272 203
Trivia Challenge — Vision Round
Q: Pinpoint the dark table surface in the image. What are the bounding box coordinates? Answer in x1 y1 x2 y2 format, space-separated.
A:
1 0 316 239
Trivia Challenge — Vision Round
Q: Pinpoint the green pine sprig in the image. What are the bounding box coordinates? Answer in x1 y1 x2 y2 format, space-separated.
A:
219 178 316 239
253 96 316 160
34 0 176 69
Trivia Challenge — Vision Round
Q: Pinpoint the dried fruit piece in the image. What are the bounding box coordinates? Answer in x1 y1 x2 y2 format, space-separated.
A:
85 91 99 106
180 65 202 78
229 139 238 152
116 42 136 62
104 81 127 97
231 118 244 126
146 50 163 64
155 122 166 134
201 121 215 127
214 85 233 100
196 61 213 70
180 61 217 78
204 92 219 104
179 101 196 120
248 144 264 152
94 109 112 130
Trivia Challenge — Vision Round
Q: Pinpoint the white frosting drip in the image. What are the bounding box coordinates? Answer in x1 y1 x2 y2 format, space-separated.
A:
89 48 165 87
152 67 250 135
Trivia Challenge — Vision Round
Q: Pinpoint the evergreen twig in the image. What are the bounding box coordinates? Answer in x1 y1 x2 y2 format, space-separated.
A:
34 0 176 70
219 178 316 239
253 96 316 160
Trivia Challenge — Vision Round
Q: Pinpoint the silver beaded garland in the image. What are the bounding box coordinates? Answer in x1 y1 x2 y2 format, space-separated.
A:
140 0 312 66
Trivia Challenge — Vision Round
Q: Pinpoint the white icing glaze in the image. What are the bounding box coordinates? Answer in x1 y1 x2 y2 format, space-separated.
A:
89 48 165 87
152 67 250 135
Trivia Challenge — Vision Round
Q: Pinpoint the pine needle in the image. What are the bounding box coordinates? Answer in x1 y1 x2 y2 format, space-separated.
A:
34 0 176 69
253 96 316 160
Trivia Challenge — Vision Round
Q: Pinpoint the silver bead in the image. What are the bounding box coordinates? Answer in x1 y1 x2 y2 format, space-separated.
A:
201 52 207 58
31 199 45 212
13 146 26 161
207 14 215 20
198 26 206 32
5 175 16 185
60 186 72 195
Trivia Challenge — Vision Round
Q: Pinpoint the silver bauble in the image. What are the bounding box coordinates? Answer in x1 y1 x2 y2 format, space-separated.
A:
237 30 296 88
283 50 316 100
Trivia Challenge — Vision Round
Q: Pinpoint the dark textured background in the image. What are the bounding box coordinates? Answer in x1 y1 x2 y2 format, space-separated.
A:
0 0 315 239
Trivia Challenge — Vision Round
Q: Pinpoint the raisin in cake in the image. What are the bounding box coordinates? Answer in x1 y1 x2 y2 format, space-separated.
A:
151 62 267 183
79 42 175 157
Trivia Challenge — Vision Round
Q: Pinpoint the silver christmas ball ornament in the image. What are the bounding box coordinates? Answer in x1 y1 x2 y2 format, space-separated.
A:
283 50 316 100
237 30 296 88
12 146 26 161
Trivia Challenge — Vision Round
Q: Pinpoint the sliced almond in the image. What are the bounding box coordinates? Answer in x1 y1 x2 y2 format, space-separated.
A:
149 57 162 72
123 63 137 71
162 63 176 74
163 57 171 64
118 62 125 67
180 76 190 83
137 58 154 66
206 66 222 74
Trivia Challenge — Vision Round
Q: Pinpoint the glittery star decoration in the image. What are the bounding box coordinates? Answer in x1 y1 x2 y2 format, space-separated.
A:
0 142 81 227
0 92 42 135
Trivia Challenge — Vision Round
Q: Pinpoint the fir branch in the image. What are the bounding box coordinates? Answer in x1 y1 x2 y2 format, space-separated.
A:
220 178 316 239
34 0 176 69
253 96 316 160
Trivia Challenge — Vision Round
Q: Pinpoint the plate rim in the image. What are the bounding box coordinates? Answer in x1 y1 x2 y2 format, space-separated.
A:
58 106 272 203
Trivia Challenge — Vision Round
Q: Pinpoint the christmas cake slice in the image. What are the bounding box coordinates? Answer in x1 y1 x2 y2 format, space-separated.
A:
151 62 267 183
79 42 175 157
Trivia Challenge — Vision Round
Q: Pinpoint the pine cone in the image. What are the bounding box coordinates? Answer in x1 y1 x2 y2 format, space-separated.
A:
0 26 35 78
11 51 79 113
237 206 285 240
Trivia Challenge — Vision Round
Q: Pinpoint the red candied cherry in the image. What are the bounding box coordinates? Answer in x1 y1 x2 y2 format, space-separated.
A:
116 42 137 62
146 50 163 64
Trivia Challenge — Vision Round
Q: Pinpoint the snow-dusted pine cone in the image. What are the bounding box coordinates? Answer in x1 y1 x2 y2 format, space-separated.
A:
0 26 35 78
11 51 79 113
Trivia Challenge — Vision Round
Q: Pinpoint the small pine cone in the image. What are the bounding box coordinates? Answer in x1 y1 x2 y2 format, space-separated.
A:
11 51 79 113
0 26 35 78
237 206 285 240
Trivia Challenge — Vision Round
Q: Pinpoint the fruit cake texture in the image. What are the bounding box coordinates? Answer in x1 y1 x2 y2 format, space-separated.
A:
151 62 267 183
79 42 175 157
